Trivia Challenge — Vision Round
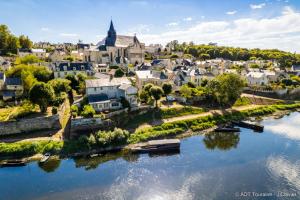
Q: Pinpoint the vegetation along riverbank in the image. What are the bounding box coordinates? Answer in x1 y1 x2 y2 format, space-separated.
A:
0 103 300 160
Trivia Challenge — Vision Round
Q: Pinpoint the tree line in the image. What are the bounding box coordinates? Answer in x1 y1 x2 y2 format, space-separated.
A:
0 24 33 55
166 40 300 68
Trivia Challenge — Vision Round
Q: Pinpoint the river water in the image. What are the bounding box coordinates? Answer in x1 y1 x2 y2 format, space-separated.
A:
1 112 300 200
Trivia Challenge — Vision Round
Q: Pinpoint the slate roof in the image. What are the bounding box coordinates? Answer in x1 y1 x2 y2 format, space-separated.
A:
98 35 139 48
86 77 131 88
3 91 16 97
5 78 22 85
54 62 92 71
135 70 168 80
88 94 109 103
292 65 300 71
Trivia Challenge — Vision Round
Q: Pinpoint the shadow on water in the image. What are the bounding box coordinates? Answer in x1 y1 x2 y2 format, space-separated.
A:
203 132 240 151
73 152 140 170
38 158 62 173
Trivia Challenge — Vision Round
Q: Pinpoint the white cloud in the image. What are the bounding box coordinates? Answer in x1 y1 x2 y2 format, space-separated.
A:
226 10 237 15
250 3 266 9
166 22 178 26
138 6 300 52
59 33 78 37
183 17 193 21
41 27 49 31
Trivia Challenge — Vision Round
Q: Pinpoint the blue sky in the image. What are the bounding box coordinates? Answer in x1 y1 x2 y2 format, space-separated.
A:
0 0 300 52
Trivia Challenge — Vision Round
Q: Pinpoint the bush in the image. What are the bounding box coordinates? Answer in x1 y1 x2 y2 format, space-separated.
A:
95 128 130 146
81 105 95 118
71 105 79 118
52 107 58 115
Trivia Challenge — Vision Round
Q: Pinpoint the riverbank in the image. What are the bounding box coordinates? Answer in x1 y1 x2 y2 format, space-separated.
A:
1 103 300 161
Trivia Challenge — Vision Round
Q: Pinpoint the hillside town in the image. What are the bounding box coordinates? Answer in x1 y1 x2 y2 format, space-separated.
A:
2 0 300 198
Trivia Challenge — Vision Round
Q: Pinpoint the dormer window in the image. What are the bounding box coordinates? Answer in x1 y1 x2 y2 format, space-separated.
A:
73 67 76 71
63 65 67 71
81 65 84 70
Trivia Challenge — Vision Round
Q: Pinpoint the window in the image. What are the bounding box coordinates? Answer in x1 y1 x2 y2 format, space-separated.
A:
94 88 96 91
112 102 119 107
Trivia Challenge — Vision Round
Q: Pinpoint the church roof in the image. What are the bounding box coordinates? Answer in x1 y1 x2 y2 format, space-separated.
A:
97 35 139 48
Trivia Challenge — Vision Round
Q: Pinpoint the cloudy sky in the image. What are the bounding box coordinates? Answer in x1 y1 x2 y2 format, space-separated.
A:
0 0 300 52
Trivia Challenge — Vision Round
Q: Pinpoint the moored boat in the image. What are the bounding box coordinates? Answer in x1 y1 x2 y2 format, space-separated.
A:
39 153 51 163
0 160 26 167
130 139 180 153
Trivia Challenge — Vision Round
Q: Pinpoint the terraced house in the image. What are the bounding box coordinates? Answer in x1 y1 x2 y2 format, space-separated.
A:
51 62 94 78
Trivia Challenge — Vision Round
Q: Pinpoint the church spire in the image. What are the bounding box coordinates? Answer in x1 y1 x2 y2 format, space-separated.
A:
105 20 117 46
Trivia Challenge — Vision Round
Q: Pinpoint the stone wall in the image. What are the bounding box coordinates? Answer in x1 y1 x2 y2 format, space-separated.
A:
70 117 113 138
0 115 61 136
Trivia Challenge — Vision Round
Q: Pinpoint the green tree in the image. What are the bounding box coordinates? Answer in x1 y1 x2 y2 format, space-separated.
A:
207 73 245 106
162 83 172 96
19 35 32 49
114 68 124 77
65 74 79 91
6 35 20 54
150 86 164 107
15 55 41 65
180 84 192 99
29 82 55 112
48 78 71 95
81 105 96 118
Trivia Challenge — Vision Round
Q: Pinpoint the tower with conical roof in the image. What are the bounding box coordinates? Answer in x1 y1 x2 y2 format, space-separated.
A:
105 20 117 46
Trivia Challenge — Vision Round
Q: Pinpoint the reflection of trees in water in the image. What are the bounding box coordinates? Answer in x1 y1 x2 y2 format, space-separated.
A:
38 159 61 173
74 152 140 170
203 132 240 151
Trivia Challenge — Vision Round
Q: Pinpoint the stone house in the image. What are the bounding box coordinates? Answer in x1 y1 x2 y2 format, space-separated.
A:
135 70 169 89
0 73 23 101
85 77 138 112
48 49 66 62
246 72 269 86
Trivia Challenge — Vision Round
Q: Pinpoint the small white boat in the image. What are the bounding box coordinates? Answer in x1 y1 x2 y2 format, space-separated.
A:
40 153 51 163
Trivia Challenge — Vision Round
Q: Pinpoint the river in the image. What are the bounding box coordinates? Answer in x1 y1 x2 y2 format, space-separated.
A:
1 112 300 200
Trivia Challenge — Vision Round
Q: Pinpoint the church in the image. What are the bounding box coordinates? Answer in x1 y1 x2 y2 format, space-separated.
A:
84 20 145 65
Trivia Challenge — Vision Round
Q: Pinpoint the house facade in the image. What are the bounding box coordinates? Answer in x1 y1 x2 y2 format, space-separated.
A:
51 62 94 78
85 77 138 111
135 70 170 89
0 73 23 101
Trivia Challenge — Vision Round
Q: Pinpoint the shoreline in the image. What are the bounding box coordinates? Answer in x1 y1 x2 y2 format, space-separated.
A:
0 104 299 163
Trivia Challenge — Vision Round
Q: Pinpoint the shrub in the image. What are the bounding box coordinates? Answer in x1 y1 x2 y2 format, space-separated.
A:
52 107 58 115
95 128 130 146
81 105 95 118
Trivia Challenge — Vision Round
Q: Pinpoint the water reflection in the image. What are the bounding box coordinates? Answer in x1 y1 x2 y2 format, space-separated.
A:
38 158 61 173
203 132 240 151
265 112 300 141
266 156 300 191
74 152 139 170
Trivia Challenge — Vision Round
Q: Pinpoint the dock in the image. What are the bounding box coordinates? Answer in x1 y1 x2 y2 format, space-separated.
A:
214 127 241 132
232 121 264 132
130 139 181 153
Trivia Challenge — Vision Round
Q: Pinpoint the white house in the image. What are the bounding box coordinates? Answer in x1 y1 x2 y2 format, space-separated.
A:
135 70 169 89
246 72 269 86
85 77 138 111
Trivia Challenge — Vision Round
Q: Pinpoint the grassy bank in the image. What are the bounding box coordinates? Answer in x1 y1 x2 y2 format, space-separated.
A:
1 103 300 158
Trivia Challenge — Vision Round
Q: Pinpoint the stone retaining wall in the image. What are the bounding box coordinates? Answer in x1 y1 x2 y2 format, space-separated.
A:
0 115 61 136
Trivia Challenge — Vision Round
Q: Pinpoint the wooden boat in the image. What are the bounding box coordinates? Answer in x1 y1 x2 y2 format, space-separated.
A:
130 139 180 153
0 160 26 167
214 127 240 132
40 153 51 163
232 121 264 132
